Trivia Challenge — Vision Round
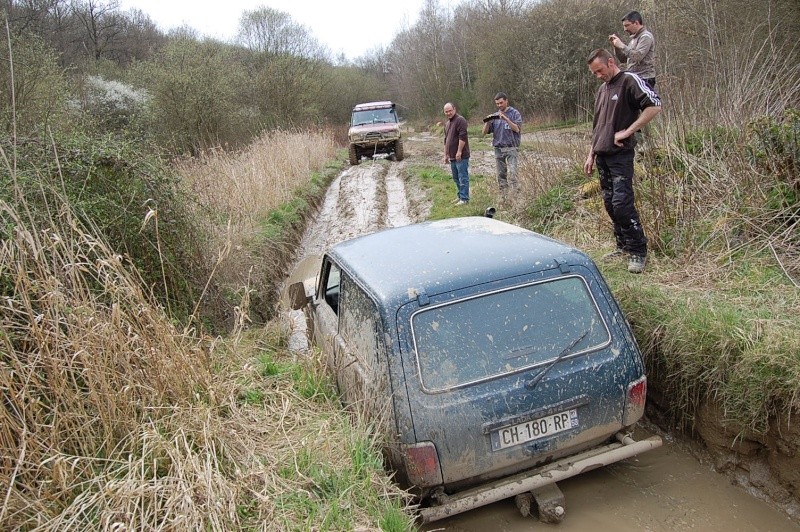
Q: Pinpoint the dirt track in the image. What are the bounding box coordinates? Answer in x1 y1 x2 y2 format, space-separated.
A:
285 134 799 530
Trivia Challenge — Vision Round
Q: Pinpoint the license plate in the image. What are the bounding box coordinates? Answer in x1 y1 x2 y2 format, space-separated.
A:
491 409 579 451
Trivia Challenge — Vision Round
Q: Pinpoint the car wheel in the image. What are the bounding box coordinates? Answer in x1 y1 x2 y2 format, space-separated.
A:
348 144 359 165
394 139 404 161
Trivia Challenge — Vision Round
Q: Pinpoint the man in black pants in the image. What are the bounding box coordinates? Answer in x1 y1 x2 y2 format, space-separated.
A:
583 48 661 274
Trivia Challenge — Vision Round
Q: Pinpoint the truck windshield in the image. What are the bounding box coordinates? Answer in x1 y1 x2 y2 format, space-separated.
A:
351 108 396 126
410 276 611 392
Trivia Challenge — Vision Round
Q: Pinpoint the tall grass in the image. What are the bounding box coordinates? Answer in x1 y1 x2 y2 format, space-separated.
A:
0 140 412 529
174 130 339 325
479 17 800 435
0 168 210 527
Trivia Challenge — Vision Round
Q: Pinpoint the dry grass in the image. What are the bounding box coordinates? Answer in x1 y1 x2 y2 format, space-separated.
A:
174 130 339 325
0 188 210 528
0 131 412 529
502 114 800 434
178 130 336 227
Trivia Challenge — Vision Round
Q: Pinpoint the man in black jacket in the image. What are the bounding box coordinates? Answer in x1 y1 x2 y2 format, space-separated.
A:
583 48 661 274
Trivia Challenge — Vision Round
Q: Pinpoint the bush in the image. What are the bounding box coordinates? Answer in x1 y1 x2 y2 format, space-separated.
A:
747 108 800 189
2 131 206 321
0 32 70 138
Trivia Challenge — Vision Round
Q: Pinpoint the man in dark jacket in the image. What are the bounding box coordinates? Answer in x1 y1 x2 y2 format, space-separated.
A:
444 102 471 205
583 48 661 274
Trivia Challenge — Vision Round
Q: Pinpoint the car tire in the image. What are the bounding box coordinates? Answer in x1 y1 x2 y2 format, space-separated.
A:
348 144 360 165
394 139 404 161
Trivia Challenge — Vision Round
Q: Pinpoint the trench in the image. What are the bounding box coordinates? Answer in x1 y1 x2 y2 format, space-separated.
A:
283 137 799 530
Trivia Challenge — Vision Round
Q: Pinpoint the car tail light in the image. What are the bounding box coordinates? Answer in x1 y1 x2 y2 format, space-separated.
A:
623 376 647 426
402 441 443 487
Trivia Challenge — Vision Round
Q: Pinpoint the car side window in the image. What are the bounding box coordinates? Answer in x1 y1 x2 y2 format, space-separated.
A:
339 274 380 371
320 260 341 314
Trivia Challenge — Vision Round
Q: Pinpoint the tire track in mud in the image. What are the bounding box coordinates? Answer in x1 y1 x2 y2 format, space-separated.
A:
282 158 417 342
295 160 415 262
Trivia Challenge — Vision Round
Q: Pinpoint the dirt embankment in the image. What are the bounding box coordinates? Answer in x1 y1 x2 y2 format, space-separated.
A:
648 385 800 519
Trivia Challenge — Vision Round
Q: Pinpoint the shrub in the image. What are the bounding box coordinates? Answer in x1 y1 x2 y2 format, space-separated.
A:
2 131 206 321
747 108 800 190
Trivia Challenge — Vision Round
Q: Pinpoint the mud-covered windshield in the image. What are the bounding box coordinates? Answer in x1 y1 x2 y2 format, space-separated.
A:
410 276 611 392
351 108 397 126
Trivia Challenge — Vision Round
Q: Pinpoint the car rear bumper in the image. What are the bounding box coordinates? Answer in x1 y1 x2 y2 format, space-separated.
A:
419 431 662 523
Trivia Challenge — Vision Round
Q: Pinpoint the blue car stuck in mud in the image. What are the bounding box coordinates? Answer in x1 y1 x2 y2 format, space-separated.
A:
287 216 661 522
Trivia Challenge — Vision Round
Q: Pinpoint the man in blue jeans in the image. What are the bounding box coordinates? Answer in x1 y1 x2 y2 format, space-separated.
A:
482 92 522 198
444 102 470 205
584 48 661 274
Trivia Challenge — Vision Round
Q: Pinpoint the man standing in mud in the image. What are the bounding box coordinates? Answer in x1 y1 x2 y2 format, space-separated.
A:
584 48 661 274
482 92 522 198
444 102 470 205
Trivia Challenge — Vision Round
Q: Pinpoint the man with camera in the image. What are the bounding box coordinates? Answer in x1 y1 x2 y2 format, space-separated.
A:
482 92 523 199
609 10 656 90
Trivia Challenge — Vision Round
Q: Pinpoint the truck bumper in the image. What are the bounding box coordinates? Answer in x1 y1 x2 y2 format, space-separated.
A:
419 432 663 523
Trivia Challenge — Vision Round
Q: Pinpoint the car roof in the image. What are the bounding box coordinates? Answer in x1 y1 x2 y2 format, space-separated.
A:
352 101 395 111
328 217 593 308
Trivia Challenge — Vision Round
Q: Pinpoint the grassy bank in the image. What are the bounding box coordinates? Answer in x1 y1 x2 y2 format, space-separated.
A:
0 133 414 530
409 115 800 438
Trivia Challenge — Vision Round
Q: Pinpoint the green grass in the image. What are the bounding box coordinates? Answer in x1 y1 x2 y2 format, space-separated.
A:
412 120 800 439
525 185 575 233
604 270 800 433
228 326 414 530
412 164 496 219
273 419 414 531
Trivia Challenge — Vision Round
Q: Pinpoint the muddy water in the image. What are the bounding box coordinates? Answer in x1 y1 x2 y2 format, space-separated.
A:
422 426 798 531
285 140 798 530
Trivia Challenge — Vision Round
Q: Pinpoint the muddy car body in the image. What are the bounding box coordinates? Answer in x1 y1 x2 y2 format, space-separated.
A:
289 217 661 521
347 101 404 164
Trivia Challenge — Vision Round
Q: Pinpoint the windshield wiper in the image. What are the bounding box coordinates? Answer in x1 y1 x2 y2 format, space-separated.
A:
525 329 589 390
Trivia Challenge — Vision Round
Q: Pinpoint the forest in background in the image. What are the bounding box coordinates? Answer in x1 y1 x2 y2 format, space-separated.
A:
3 0 799 150
2 0 798 337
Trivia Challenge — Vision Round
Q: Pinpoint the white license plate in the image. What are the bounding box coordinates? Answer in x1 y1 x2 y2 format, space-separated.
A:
491 409 579 451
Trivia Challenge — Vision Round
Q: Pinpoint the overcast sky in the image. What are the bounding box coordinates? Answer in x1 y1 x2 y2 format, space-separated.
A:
116 0 428 60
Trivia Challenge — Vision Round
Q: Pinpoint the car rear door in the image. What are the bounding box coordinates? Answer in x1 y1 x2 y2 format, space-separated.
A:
397 271 641 486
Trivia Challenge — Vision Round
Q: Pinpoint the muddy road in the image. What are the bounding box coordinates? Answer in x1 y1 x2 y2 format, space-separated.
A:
284 135 799 531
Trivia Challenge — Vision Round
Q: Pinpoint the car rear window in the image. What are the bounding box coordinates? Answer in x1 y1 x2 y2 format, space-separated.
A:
410 276 611 392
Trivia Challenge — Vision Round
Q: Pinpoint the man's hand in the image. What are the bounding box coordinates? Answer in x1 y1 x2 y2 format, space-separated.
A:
614 129 631 147
609 34 624 49
584 153 595 176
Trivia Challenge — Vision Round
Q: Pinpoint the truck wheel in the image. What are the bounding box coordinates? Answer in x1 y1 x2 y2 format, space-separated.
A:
348 144 359 165
394 139 404 161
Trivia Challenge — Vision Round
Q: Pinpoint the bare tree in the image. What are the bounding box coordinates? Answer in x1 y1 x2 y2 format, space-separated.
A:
236 6 326 59
69 0 122 60
388 0 469 117
234 8 330 127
